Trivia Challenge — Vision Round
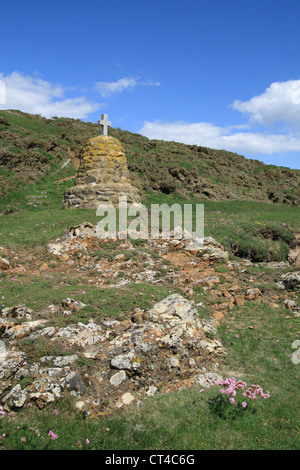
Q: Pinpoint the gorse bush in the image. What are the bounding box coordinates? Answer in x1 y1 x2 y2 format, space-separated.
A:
258 223 296 247
232 235 289 262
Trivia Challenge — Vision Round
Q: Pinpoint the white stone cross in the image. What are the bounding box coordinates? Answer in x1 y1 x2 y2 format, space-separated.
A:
98 113 111 136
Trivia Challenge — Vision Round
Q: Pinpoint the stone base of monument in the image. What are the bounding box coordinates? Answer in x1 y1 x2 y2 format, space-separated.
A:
62 134 141 209
62 182 141 209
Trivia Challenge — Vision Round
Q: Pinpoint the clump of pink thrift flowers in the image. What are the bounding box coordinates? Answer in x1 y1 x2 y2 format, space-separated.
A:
217 377 270 407
48 430 59 440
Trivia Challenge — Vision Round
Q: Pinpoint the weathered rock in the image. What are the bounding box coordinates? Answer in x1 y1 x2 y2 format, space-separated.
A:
0 340 7 365
54 321 105 347
192 372 224 388
281 271 300 291
234 295 245 306
0 350 26 381
62 371 86 396
110 370 127 386
5 304 33 320
0 289 226 413
29 392 55 409
61 298 86 310
0 257 9 270
3 384 27 408
121 392 135 405
145 385 158 396
52 355 78 367
246 288 262 300
284 299 297 310
110 350 141 371
15 363 39 381
1 319 46 339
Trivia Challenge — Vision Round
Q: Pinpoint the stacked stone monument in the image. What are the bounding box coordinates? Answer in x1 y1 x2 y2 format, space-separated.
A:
62 114 140 209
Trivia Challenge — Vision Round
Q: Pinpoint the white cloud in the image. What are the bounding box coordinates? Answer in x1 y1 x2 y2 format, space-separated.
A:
95 77 137 97
140 79 300 157
139 120 300 155
95 76 160 97
0 72 102 119
231 79 300 128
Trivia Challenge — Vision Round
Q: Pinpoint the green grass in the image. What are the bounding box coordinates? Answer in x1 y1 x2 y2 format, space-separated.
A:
0 111 300 449
1 195 299 261
0 199 299 449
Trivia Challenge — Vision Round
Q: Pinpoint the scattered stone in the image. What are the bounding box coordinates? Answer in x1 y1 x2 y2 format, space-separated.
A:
110 350 141 371
110 370 127 386
0 350 25 382
54 321 106 347
61 298 86 310
292 340 300 364
121 392 135 405
3 384 27 408
53 355 78 367
1 320 47 340
5 304 33 320
234 295 245 306
281 272 300 291
246 288 262 300
58 254 70 262
284 299 297 310
0 257 9 270
39 262 48 272
145 386 158 396
193 372 224 388
29 392 55 409
75 400 86 411
62 371 86 396
268 302 279 310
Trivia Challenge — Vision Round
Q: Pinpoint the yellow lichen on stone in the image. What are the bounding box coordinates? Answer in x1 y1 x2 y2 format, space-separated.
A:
75 135 130 186
62 134 141 209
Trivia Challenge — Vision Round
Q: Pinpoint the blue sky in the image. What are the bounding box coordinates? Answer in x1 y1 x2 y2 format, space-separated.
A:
1 0 300 169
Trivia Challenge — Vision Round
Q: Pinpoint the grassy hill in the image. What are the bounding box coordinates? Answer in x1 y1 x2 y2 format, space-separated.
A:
0 109 299 206
0 110 300 451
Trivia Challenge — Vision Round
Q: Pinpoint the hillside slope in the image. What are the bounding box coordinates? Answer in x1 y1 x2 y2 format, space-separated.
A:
0 109 299 205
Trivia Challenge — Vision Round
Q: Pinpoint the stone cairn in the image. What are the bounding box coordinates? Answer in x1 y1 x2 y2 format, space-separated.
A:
62 114 141 209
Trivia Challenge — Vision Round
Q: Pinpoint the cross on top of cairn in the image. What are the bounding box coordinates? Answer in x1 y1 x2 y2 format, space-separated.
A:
98 113 111 136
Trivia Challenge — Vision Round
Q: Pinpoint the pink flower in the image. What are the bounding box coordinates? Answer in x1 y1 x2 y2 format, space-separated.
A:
48 430 59 440
242 402 247 408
